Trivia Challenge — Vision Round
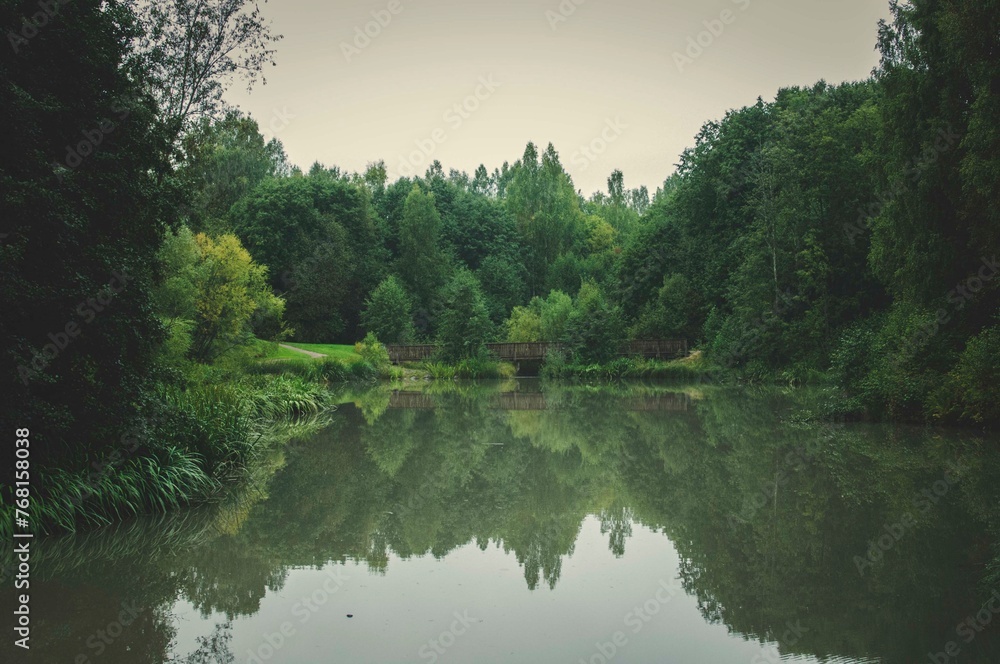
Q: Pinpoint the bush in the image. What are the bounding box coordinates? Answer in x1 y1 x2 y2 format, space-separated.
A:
830 306 950 420
356 332 391 371
561 282 625 364
932 325 1000 424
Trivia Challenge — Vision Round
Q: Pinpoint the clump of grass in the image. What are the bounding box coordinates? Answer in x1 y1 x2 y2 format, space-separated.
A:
162 383 258 476
238 374 331 418
415 359 515 379
20 447 217 536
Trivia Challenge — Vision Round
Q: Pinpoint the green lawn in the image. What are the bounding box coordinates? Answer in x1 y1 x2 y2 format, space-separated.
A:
282 342 362 362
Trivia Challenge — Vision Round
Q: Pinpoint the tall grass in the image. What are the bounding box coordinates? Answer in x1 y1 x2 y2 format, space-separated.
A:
416 359 516 379
1 370 340 538
250 356 383 382
10 446 217 537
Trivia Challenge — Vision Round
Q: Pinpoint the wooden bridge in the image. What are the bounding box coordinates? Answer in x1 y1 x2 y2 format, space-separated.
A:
387 391 691 412
385 340 688 364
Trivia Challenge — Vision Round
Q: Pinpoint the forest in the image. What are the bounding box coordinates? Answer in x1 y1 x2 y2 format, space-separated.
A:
2 0 999 533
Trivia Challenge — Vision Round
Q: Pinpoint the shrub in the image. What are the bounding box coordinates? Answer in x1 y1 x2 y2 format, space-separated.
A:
932 325 1000 424
356 332 391 371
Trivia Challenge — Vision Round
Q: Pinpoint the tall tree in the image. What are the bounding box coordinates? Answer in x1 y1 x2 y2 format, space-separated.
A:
397 185 448 319
362 276 415 344
177 110 288 231
1 0 173 465
506 143 587 294
131 0 282 139
437 270 494 361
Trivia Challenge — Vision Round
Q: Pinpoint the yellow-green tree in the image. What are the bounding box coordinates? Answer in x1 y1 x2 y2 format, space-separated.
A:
155 227 286 364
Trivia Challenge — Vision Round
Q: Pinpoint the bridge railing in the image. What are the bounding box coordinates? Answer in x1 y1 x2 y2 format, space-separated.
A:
385 340 688 364
385 344 439 363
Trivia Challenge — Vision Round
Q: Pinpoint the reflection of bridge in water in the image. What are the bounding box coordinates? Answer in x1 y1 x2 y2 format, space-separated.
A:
385 340 688 364
387 391 691 412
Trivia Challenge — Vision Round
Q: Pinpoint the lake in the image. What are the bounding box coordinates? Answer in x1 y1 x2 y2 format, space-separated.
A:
7 380 1000 663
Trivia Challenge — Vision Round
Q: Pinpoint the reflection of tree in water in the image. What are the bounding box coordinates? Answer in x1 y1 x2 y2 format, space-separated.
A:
172 622 234 664
599 505 634 557
176 537 289 619
28 382 1000 664
618 391 1000 663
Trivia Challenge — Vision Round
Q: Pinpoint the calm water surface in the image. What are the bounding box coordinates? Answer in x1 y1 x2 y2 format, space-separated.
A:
7 381 1000 663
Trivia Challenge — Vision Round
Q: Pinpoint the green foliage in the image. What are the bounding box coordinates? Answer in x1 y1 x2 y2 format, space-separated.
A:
631 273 700 341
230 173 384 339
505 304 543 343
397 185 448 316
506 143 588 293
933 325 1000 424
477 255 528 324
416 359 515 379
362 276 415 344
177 110 288 232
561 282 625 364
30 447 217 535
436 270 495 361
0 0 174 466
356 332 391 372
540 291 575 341
156 229 287 363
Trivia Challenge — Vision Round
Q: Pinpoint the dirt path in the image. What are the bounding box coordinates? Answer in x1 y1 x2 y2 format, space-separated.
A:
280 344 326 359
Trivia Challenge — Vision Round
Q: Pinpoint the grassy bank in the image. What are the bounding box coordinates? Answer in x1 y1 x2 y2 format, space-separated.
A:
0 345 390 538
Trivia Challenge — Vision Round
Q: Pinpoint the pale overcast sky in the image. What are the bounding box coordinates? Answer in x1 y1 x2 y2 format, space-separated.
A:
224 0 893 196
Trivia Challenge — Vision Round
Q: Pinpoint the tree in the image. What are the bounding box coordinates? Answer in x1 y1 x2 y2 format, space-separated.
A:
284 238 353 342
177 110 288 231
562 282 624 364
1 0 173 466
505 304 543 343
187 233 285 362
132 0 282 138
397 185 448 315
477 255 527 324
437 270 494 361
362 277 415 344
631 274 700 341
230 173 382 338
539 291 575 342
506 143 588 294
